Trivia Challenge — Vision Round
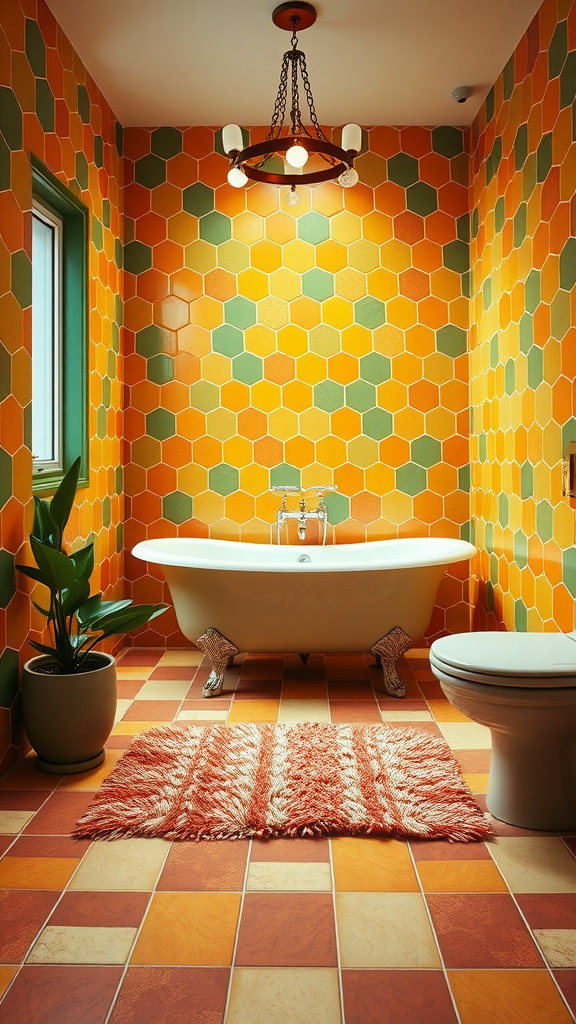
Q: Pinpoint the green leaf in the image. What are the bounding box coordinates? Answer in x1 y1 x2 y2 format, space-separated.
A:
32 599 52 619
30 538 76 593
16 563 48 584
76 593 103 624
33 495 58 547
70 633 90 649
94 603 168 638
78 597 133 627
60 579 91 618
28 639 62 662
69 542 94 582
49 456 81 535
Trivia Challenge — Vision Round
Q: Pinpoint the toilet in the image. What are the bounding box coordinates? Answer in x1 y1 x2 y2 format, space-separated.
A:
429 631 576 831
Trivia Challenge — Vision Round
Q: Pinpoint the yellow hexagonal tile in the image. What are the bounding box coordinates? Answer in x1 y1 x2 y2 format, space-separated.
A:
348 239 380 273
391 352 422 385
251 379 281 412
285 434 315 468
426 407 456 440
247 182 279 217
224 435 253 467
185 239 217 274
206 407 236 440
270 268 301 301
309 324 340 357
202 352 232 385
381 489 413 526
269 406 299 440
258 296 289 330
244 324 276 357
335 268 366 302
256 490 284 523
312 183 344 217
168 211 198 245
430 268 461 302
386 295 418 329
217 238 250 274
278 324 308 357
283 380 313 412
363 211 393 245
233 211 265 245
193 436 223 469
330 211 362 245
373 324 403 356
212 519 240 542
381 238 411 273
394 407 424 440
348 435 379 468
283 238 315 273
282 186 312 217
299 407 330 441
365 463 396 496
225 490 255 524
341 324 372 357
238 268 269 301
191 296 223 330
266 211 297 244
316 239 348 273
251 239 282 273
178 462 208 494
296 352 327 385
423 352 454 385
316 434 347 468
554 501 575 549
194 490 225 524
220 380 250 412
240 462 270 496
327 352 359 385
322 296 354 329
368 268 397 302
290 296 322 329
377 379 407 412
301 462 334 488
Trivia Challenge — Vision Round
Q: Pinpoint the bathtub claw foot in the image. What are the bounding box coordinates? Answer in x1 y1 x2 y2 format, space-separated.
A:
196 628 239 699
370 626 413 699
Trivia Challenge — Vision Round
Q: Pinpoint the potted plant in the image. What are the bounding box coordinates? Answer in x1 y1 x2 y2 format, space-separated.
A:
17 458 167 774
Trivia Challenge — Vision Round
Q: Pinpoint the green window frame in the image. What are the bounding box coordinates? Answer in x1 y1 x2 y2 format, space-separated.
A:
31 155 89 495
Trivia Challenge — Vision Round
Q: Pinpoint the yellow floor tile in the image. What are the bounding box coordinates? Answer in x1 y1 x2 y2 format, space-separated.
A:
227 700 279 723
177 710 228 721
0 857 80 890
332 837 418 892
116 668 155 679
135 680 192 700
533 929 576 968
60 751 122 791
159 651 204 667
69 838 169 891
488 837 576 893
428 700 472 723
114 700 133 724
448 970 573 1024
437 722 492 749
27 925 137 964
0 810 35 834
245 861 332 891
463 773 489 794
336 892 441 968
416 859 508 893
131 892 241 966
112 720 170 735
226 968 342 1024
380 709 432 722
278 699 330 722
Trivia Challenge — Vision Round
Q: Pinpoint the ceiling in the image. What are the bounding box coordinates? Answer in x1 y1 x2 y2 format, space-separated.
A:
46 0 542 128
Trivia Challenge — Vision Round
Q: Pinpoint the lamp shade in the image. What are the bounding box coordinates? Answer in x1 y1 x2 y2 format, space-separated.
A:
341 123 362 154
222 123 244 154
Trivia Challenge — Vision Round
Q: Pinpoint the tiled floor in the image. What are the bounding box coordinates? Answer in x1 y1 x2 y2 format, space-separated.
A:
1 648 576 1023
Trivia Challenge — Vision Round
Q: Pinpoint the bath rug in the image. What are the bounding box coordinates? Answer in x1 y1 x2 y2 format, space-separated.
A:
74 723 490 842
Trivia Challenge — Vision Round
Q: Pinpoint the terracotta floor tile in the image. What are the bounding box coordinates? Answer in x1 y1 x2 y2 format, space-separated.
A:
121 701 181 721
23 792 95 835
131 892 241 966
417 859 508 892
0 792 49 811
0 856 81 890
329 700 381 722
426 893 543 968
281 680 327 699
0 836 15 856
59 752 122 792
234 682 282 699
108 966 230 1023
27 925 138 965
225 967 341 1024
105 735 134 750
8 835 90 859
283 654 326 681
332 837 418 892
0 965 18 999
245 861 332 891
453 749 491 773
157 840 248 891
240 657 285 680
336 892 440 968
278 699 330 722
116 667 155 680
0 964 123 1024
325 656 370 681
235 893 337 966
410 838 491 861
448 969 574 1024
69 838 169 892
489 837 576 892
327 684 375 701
227 700 279 723
250 837 330 862
342 970 458 1024
49 892 150 928
0 890 59 962
376 679 424 700
0 757 62 792
118 651 163 667
516 894 576 929
112 720 171 736
417 679 446 700
553 970 576 1016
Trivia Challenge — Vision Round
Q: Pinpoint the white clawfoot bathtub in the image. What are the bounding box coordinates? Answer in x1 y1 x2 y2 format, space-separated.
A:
133 537 476 696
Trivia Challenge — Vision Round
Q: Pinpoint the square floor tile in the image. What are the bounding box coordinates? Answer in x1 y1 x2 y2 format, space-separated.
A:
426 893 543 968
0 811 35 834
281 681 327 700
0 966 18 999
69 838 169 892
278 699 330 722
0 964 123 1024
114 700 132 725
462 772 489 793
0 757 61 792
332 837 418 892
225 967 341 1024
533 930 576 968
516 894 576 929
454 750 491 773
448 969 573 1024
410 839 491 861
122 701 180 721
329 701 381 723
134 679 192 700
416 859 507 892
235 893 337 966
118 651 163 667
245 861 332 891
157 840 248 891
27 925 137 964
437 722 491 749
59 752 122 792
489 837 576 893
0 792 48 812
553 970 576 1016
342 970 458 1024
250 838 330 862
49 892 150 928
380 709 433 722
112 720 171 736
227 700 279 723
0 856 81 890
0 890 59 963
158 651 204 667
149 666 199 680
336 892 440 968
108 966 230 1023
177 709 228 721
428 700 471 722
131 892 241 965
24 792 96 835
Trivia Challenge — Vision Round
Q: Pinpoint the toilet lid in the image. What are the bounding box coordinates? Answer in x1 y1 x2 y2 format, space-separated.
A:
430 631 576 688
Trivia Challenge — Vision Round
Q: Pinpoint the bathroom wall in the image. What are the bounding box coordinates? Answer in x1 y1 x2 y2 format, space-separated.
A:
469 0 576 632
0 0 124 771
123 126 471 646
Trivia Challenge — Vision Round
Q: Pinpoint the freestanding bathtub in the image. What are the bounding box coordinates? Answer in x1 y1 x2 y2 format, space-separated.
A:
133 536 476 697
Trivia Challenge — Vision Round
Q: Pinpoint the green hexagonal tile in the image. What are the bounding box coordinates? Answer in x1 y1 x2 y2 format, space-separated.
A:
148 354 174 385
0 449 12 508
94 136 104 169
431 126 464 158
514 123 528 170
459 464 471 492
76 151 88 189
471 207 479 239
522 153 536 201
536 132 552 183
314 380 344 413
406 181 437 217
442 239 468 274
102 376 111 408
200 211 231 245
483 277 492 310
124 241 152 275
494 196 505 234
190 380 220 412
297 211 330 245
513 203 527 248
0 647 19 709
355 296 385 330
0 549 15 609
0 342 10 403
485 136 502 185
209 463 239 496
436 324 466 357
360 352 390 385
325 491 350 525
560 50 576 107
0 86 22 151
396 462 426 496
233 352 263 386
346 380 375 413
302 268 334 302
549 19 567 79
151 127 182 159
560 237 576 291
0 135 9 191
11 250 31 309
77 84 90 123
213 324 244 358
519 312 533 354
520 461 533 498
92 217 103 251
479 432 487 462
551 289 570 339
96 405 107 439
527 345 543 389
387 152 418 187
490 333 499 368
498 491 509 528
36 78 54 133
514 598 527 631
25 17 46 76
363 408 392 441
525 269 540 313
513 529 528 570
115 121 123 156
537 499 553 543
163 490 193 524
505 358 515 395
136 325 174 358
270 463 300 489
224 296 257 330
486 86 495 123
146 408 176 441
411 435 441 468
102 495 111 529
564 547 576 598
183 182 215 217
135 154 166 189
503 54 515 100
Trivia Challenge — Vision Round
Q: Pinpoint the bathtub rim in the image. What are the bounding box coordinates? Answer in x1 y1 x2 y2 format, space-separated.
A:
132 536 476 574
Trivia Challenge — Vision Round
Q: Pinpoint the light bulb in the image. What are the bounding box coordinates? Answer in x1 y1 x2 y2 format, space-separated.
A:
286 144 309 168
285 187 300 207
338 166 359 188
227 165 248 188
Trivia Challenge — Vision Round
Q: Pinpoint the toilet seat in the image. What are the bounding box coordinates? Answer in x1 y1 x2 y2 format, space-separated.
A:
430 631 576 688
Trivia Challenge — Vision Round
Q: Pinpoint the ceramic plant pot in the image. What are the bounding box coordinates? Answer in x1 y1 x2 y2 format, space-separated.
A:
22 653 117 774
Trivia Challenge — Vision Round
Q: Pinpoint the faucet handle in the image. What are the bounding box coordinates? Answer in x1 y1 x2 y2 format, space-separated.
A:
270 485 300 493
305 485 338 495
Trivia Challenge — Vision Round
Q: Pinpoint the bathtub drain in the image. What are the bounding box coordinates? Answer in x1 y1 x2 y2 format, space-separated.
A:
298 554 311 563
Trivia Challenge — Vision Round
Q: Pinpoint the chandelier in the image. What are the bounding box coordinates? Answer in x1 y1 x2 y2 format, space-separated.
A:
222 2 361 205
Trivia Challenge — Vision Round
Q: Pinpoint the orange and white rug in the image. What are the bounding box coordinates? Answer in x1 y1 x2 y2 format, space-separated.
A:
74 722 491 842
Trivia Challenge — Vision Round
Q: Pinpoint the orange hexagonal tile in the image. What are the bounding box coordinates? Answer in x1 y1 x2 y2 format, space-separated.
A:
193 435 223 468
331 407 361 441
137 269 170 303
334 461 364 495
171 268 202 302
266 211 297 244
183 127 213 157
374 181 406 218
344 181 374 216
162 435 192 468
136 212 166 246
176 407 206 439
251 238 282 273
191 295 223 330
254 434 284 467
399 268 430 301
285 435 315 468
223 436 253 467
312 183 344 217
215 182 246 218
151 182 182 219
247 182 279 217
166 152 198 188
221 380 250 412
153 294 189 331
290 296 322 329
225 490 255 524
153 240 184 275
367 268 397 302
205 268 237 301
265 352 295 385
350 490 381 524
178 323 211 358
316 239 348 273
198 152 228 188
238 407 268 440
387 295 418 329
328 352 359 385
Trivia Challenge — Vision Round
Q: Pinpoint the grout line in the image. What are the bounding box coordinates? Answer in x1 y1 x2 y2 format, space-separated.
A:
222 838 253 1024
328 837 346 1024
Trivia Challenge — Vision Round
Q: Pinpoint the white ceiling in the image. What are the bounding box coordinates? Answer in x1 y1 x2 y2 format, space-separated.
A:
47 0 542 128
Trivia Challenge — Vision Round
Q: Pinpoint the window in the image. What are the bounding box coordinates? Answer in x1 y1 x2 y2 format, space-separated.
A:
31 157 89 494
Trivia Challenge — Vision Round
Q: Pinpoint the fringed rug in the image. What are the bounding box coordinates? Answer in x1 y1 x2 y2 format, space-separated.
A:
74 722 491 842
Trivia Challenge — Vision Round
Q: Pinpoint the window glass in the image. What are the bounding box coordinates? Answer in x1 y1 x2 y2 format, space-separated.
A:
32 201 63 474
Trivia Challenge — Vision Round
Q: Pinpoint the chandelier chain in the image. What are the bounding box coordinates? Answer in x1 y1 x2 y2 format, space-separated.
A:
267 52 290 141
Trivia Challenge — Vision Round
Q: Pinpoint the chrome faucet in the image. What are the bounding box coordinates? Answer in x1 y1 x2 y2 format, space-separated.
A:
271 485 338 544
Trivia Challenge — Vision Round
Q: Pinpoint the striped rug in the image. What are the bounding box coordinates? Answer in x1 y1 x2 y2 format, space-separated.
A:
74 723 490 842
